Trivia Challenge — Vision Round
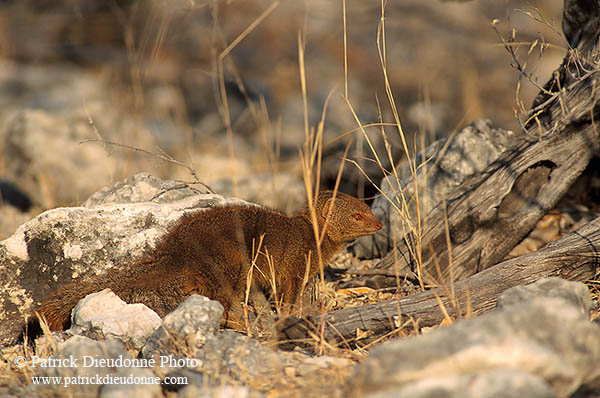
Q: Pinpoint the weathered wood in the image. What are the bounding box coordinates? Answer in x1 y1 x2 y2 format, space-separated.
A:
379 95 598 283
351 18 600 287
278 0 600 348
279 216 600 348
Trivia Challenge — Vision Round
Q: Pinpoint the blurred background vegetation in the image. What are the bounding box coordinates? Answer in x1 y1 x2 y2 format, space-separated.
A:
0 0 565 209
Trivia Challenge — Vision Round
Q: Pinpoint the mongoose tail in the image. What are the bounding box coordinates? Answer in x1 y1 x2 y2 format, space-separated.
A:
33 283 101 331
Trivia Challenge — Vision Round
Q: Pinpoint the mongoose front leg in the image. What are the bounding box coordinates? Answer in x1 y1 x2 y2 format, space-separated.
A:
222 300 247 331
249 283 276 332
274 276 305 318
223 283 276 333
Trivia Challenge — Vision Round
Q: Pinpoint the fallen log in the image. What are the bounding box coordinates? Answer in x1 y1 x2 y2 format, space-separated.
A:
279 215 600 348
375 75 599 283
346 4 600 286
278 0 600 347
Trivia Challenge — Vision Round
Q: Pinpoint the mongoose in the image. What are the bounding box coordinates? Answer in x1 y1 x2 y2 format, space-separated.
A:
35 190 382 331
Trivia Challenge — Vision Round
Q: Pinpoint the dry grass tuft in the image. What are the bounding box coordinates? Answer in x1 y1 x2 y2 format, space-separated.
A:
1 1 585 396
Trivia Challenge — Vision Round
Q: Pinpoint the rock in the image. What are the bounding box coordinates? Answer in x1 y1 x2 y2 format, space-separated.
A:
68 288 162 350
407 102 449 136
465 370 554 398
193 330 283 379
496 277 593 315
0 173 253 345
178 384 255 398
352 119 516 259
20 334 163 397
163 368 207 392
296 355 353 377
0 61 171 210
348 278 600 397
0 62 110 119
99 366 162 398
33 332 68 354
370 369 554 398
169 151 254 188
1 110 153 209
211 172 306 214
24 335 146 397
142 295 224 360
84 172 210 207
142 295 282 384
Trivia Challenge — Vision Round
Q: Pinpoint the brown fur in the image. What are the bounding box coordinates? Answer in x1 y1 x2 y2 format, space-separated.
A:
35 191 382 331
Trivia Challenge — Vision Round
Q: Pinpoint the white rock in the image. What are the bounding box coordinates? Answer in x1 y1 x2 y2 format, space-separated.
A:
69 289 162 350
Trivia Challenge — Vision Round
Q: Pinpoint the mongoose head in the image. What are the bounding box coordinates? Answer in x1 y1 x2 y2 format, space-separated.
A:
313 190 382 242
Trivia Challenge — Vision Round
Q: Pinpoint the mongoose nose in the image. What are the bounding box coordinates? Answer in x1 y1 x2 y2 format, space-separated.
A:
374 220 383 230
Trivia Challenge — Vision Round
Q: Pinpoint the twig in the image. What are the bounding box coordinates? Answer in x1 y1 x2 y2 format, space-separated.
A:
80 138 215 195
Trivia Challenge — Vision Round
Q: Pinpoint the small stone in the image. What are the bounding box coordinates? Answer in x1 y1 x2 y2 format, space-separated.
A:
163 367 207 391
68 288 162 350
178 384 255 398
25 336 130 397
378 369 554 398
297 355 352 376
348 278 600 397
142 295 224 360
84 172 209 207
99 367 162 398
193 330 283 379
496 277 593 315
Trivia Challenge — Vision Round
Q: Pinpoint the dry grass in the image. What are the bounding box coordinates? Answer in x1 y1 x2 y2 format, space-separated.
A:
589 280 600 322
2 0 593 397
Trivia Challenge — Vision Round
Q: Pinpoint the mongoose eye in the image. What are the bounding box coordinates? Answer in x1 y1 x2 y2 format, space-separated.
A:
353 213 363 220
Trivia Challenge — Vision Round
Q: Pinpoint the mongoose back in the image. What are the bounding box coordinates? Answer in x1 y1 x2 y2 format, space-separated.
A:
35 191 382 331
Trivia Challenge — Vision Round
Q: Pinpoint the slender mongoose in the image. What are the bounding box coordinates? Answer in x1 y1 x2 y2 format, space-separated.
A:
34 190 382 331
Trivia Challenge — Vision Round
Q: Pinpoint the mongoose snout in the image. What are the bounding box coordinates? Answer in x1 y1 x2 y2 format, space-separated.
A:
34 190 381 332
